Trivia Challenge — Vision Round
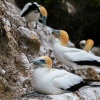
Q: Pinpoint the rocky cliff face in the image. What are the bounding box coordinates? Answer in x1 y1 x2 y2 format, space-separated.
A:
0 1 100 100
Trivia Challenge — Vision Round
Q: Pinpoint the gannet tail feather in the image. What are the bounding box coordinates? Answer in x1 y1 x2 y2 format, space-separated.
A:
74 60 100 66
89 85 100 87
66 81 88 92
84 79 100 82
84 79 100 87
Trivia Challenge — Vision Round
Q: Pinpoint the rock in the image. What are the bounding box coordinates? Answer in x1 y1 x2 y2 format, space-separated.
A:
0 0 100 100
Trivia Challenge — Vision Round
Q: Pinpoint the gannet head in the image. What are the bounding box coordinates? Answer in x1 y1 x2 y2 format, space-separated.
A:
33 2 47 25
39 6 47 26
39 6 47 17
52 29 69 46
32 2 47 17
79 40 86 49
29 56 52 68
84 39 94 52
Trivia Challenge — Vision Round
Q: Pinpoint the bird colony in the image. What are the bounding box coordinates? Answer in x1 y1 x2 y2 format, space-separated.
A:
0 0 100 100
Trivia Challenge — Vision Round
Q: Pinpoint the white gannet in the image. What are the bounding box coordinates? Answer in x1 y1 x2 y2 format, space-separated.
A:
20 2 47 28
80 39 94 54
52 29 100 70
29 56 100 95
79 39 100 74
80 39 100 56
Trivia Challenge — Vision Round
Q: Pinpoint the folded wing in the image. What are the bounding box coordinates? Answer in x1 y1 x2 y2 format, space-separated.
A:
53 72 86 92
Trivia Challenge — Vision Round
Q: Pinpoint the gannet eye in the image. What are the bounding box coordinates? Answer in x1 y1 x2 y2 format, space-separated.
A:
40 59 45 63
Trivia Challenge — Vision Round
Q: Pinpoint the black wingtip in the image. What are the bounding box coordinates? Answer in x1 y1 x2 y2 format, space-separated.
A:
84 79 100 87
89 85 100 87
67 81 88 92
84 79 100 82
74 60 100 67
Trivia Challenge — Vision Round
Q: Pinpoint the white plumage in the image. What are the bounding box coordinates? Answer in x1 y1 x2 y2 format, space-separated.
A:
20 3 33 17
20 2 40 28
79 39 100 73
52 30 100 69
64 50 100 62
30 56 87 95
80 39 100 57
53 43 79 68
20 2 47 28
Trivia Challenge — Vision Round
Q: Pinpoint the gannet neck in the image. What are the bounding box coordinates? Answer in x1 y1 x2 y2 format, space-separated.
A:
36 67 50 72
39 6 47 17
84 39 94 52
60 30 69 46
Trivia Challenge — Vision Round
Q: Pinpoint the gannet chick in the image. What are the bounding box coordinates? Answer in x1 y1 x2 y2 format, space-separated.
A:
20 2 47 28
52 29 100 70
29 56 100 95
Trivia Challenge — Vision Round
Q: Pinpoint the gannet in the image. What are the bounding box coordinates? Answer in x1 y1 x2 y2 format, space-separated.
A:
79 39 94 54
80 39 100 56
79 39 100 74
52 29 100 70
29 56 100 95
20 2 47 28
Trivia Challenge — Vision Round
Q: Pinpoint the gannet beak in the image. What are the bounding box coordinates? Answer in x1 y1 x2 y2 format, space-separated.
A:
52 29 60 34
51 29 60 38
29 59 41 65
29 58 45 65
42 16 47 26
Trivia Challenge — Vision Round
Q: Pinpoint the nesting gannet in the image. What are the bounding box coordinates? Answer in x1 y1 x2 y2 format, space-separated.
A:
80 39 100 56
52 29 100 70
20 2 47 28
29 56 100 95
79 39 100 74
80 39 94 54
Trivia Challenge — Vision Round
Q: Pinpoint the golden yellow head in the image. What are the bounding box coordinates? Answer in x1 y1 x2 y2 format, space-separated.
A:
59 30 69 46
39 6 47 17
84 39 94 52
41 56 52 68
